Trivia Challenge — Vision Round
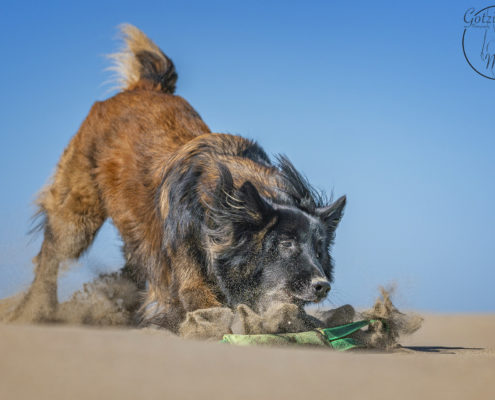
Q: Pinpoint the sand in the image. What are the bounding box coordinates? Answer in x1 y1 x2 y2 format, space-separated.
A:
2 272 423 351
0 276 491 399
0 314 494 400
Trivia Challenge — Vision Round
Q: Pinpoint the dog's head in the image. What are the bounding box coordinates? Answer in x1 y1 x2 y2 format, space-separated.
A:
204 159 346 311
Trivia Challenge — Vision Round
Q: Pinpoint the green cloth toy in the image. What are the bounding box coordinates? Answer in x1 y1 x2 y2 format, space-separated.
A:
221 319 378 351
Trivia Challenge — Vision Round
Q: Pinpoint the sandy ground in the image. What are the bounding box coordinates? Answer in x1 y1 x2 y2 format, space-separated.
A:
0 314 494 400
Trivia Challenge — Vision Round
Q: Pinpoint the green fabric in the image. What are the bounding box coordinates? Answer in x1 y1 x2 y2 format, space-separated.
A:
221 319 376 351
329 337 359 351
319 319 373 340
221 330 327 346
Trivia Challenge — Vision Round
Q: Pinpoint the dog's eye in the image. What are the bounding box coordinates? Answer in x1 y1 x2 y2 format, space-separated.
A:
316 240 324 258
279 240 294 249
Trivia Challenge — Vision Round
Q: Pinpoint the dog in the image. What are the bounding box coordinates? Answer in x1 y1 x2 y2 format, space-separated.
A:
11 25 346 331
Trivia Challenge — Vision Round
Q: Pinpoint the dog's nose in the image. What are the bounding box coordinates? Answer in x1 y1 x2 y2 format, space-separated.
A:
311 280 331 298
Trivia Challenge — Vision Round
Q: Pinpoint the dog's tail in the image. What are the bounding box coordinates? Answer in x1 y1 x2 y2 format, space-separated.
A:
108 24 177 93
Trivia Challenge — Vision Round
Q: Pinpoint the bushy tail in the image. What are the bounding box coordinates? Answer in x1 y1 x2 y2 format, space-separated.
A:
108 24 177 93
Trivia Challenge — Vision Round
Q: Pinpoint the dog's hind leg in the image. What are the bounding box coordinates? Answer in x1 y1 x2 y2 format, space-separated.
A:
10 198 105 323
9 142 106 323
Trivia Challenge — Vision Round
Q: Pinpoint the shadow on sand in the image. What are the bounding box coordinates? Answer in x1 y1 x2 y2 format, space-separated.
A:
404 346 484 354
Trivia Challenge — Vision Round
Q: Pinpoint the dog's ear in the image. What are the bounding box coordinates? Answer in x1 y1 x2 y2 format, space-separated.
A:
207 166 273 234
316 195 346 233
235 181 273 228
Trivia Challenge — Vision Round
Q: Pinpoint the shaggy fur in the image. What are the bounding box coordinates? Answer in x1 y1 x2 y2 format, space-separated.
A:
10 25 346 331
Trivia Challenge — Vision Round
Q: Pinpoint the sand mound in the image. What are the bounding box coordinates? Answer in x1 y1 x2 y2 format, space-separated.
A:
0 273 140 326
179 290 423 350
0 274 421 349
56 273 141 326
356 287 423 349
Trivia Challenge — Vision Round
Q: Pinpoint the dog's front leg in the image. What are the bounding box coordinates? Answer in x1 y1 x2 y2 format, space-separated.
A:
176 262 221 311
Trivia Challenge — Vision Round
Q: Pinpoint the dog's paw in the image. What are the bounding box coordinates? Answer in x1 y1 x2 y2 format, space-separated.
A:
231 304 264 334
179 307 234 340
310 304 356 328
4 289 57 323
0 293 24 322
261 303 311 333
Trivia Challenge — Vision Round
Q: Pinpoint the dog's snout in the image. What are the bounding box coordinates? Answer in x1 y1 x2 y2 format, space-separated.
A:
311 280 331 298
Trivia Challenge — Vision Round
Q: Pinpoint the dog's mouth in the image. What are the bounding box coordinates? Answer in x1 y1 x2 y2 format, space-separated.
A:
290 291 328 304
258 285 329 310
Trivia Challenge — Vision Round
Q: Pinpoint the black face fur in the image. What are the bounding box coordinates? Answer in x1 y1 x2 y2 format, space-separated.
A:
203 158 346 312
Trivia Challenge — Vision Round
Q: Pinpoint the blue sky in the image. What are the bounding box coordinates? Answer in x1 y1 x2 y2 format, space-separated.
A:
0 0 494 311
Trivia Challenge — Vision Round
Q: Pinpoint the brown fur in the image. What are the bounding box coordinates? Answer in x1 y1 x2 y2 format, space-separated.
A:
8 25 350 332
9 26 291 330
